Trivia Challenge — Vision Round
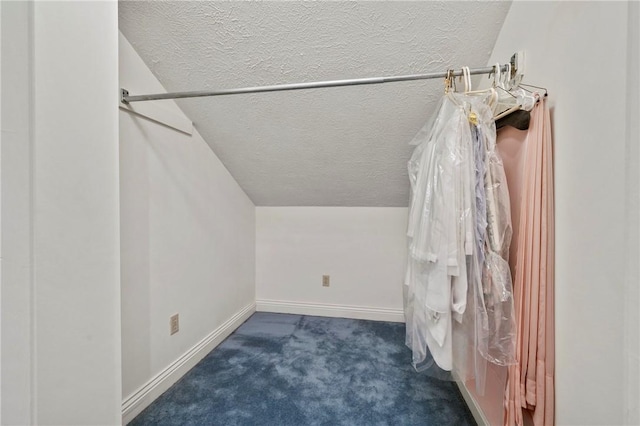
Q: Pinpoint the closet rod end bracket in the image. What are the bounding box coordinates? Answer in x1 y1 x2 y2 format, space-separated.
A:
510 51 525 81
120 88 130 104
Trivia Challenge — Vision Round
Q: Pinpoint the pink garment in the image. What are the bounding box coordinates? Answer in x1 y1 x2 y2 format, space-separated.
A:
496 99 555 426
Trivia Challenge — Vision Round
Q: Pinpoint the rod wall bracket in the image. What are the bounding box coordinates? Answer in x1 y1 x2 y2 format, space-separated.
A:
120 88 130 104
510 51 525 84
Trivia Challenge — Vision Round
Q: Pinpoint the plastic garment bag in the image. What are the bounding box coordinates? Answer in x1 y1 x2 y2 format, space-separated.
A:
405 95 473 373
473 95 517 367
404 91 516 385
481 251 516 366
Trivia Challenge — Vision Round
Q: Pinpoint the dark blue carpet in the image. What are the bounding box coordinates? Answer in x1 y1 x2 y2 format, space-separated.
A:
129 313 476 426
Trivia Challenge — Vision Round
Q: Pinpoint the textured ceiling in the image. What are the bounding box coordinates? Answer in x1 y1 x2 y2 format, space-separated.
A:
119 1 511 206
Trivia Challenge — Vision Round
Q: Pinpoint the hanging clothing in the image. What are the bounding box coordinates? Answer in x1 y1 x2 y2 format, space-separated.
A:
404 91 516 376
405 86 553 426
497 99 555 426
480 108 516 368
405 95 474 372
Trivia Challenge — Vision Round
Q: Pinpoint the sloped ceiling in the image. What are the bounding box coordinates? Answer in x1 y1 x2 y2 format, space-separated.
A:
119 1 511 206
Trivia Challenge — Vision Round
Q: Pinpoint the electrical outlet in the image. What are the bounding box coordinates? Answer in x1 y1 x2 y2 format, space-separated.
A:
170 313 179 335
322 275 330 287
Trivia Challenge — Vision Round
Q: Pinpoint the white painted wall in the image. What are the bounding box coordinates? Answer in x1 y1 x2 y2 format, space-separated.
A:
487 2 634 424
0 2 3 422
624 2 640 423
119 31 256 414
31 2 121 424
1 2 33 424
1 2 122 424
256 207 407 322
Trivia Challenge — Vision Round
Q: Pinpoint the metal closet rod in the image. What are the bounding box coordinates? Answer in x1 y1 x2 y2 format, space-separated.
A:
120 64 512 104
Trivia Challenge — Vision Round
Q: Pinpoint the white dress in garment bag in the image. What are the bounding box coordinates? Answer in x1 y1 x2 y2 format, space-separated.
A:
405 95 475 371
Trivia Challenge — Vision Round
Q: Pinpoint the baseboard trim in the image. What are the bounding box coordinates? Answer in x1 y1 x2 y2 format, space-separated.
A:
453 372 489 426
256 299 404 323
121 302 256 424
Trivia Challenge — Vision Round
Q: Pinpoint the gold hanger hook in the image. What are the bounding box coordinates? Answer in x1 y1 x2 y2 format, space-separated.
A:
444 69 454 93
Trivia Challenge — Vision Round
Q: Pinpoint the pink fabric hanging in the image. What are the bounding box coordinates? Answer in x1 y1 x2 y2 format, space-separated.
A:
496 99 554 426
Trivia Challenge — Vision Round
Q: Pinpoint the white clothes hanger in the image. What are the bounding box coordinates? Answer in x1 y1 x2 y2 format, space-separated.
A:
461 65 499 111
493 62 525 120
463 66 471 93
504 63 513 90
501 62 537 114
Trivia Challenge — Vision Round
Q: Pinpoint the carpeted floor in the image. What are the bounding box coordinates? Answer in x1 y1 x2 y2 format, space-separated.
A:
129 313 477 426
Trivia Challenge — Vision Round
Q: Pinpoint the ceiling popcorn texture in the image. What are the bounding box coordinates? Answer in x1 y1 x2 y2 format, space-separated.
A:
119 1 511 206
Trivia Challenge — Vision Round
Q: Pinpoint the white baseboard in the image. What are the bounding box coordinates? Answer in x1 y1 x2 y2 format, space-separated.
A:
256 299 405 323
453 372 489 426
121 302 256 424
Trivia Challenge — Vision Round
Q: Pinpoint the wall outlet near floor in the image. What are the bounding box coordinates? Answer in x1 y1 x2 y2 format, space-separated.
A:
170 313 179 335
322 275 330 287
